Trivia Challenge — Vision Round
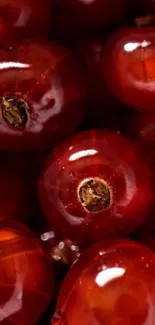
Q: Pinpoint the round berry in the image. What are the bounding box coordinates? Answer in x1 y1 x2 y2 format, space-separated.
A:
102 27 155 112
38 130 154 248
52 239 155 325
0 220 54 324
0 39 87 151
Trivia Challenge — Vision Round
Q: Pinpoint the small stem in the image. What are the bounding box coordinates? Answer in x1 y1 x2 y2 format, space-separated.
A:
135 15 155 27
51 239 80 265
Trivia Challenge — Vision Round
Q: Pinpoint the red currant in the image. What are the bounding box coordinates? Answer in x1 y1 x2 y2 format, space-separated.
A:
0 39 87 151
102 27 155 112
52 239 155 325
38 130 154 248
0 220 54 324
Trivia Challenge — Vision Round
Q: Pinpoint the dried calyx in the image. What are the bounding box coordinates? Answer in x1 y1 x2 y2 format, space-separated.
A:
51 239 80 265
135 15 155 27
78 177 112 213
1 96 28 128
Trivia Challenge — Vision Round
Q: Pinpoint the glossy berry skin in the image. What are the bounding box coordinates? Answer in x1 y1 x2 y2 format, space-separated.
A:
53 0 129 37
0 39 87 151
0 0 52 45
102 27 155 112
52 239 155 325
38 130 154 248
0 220 54 324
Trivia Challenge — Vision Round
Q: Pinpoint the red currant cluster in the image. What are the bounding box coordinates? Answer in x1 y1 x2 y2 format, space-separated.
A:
1 0 155 324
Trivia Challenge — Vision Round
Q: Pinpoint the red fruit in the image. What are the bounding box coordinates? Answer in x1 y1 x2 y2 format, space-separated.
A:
52 239 155 325
0 0 52 45
38 130 154 248
53 0 130 37
74 37 127 129
0 220 54 324
0 39 87 151
102 27 155 112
